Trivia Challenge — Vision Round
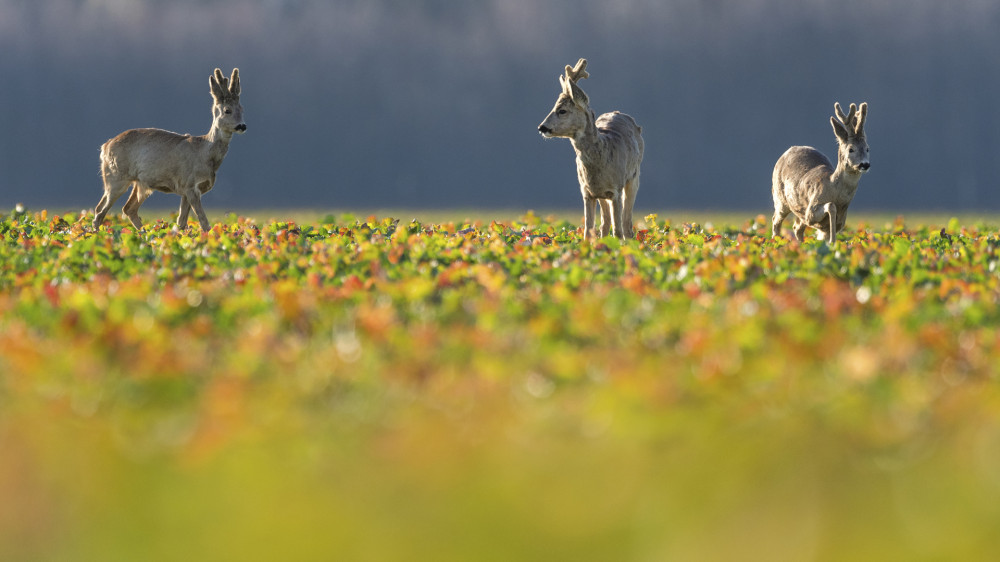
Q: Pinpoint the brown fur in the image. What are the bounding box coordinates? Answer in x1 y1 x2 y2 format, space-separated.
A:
93 68 246 232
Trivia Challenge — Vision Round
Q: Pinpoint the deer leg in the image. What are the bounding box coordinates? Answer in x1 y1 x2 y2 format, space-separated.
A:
823 203 838 244
583 197 598 240
186 190 212 233
94 179 131 229
598 200 612 238
176 195 191 230
121 185 151 230
771 206 790 238
792 219 807 242
623 175 639 239
611 193 626 241
121 188 139 223
94 194 109 222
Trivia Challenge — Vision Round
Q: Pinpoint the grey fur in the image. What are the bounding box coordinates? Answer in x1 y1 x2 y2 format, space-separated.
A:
771 102 870 243
538 59 644 240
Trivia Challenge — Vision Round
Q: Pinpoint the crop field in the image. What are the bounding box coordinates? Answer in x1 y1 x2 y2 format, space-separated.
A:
2 207 1000 561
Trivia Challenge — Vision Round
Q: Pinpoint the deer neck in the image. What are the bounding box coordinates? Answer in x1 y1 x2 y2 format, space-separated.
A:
569 112 602 165
831 152 862 195
205 122 234 170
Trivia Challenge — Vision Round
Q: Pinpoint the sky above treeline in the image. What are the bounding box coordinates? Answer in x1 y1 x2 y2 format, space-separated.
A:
2 0 999 212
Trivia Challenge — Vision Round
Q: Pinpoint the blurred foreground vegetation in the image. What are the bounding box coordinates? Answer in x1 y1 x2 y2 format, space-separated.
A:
2 208 1000 561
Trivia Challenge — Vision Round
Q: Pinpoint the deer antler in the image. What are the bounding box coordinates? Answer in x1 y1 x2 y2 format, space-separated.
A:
834 102 858 129
229 68 241 98
854 102 867 136
564 58 589 84
833 102 858 128
211 68 241 101
558 59 591 106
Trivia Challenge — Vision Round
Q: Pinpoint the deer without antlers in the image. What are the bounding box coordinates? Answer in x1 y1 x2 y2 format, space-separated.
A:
538 58 644 241
771 102 870 244
93 68 247 232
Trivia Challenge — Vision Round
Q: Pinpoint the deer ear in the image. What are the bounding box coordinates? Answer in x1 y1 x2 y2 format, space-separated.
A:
568 81 589 107
229 68 240 97
831 116 850 143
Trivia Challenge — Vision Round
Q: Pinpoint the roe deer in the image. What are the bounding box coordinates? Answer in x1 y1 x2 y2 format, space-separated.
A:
93 68 246 232
771 102 870 244
538 58 644 240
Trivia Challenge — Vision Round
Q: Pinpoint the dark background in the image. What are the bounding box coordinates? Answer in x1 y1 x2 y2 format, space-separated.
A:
1 0 998 213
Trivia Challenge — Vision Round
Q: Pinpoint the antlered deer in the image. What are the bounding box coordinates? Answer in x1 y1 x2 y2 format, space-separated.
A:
93 68 246 232
771 102 870 244
538 59 644 241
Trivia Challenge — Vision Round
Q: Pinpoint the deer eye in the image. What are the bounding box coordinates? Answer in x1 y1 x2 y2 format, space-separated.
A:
848 147 855 153
224 107 232 115
557 109 567 115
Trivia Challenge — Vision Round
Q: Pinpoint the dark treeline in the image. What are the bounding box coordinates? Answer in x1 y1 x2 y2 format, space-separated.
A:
1 0 998 211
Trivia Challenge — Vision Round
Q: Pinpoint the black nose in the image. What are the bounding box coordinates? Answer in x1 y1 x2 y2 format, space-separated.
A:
859 162 870 170
538 125 551 134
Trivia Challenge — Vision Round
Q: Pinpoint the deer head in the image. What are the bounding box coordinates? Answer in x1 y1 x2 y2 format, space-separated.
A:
210 68 247 135
538 58 594 139
831 102 869 173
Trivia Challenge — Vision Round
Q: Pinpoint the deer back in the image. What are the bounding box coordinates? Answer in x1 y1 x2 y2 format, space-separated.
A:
102 128 219 191
591 112 643 179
